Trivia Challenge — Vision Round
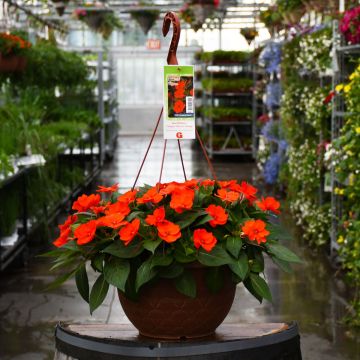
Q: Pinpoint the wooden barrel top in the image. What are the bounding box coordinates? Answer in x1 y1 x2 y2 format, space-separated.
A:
55 322 300 360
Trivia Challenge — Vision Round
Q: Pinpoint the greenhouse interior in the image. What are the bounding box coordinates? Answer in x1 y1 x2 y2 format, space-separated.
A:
0 0 359 359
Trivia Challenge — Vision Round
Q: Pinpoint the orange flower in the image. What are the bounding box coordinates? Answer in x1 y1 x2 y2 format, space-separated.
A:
97 213 127 229
91 205 107 215
96 183 119 193
174 88 185 99
206 204 228 227
146 206 166 226
117 190 137 204
218 180 237 189
137 187 163 204
53 227 72 247
58 215 78 232
256 197 281 214
119 219 140 245
183 179 199 189
177 80 186 89
105 201 131 216
193 229 217 252
72 194 101 212
216 189 240 203
236 181 258 203
201 179 215 187
74 220 98 245
241 219 269 245
173 100 185 114
170 188 194 213
159 182 180 195
157 220 181 243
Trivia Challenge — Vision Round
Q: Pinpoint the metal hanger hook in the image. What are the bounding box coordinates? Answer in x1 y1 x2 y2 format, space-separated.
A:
162 12 181 65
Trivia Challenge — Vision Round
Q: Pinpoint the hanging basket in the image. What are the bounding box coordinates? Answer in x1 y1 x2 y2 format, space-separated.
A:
0 55 20 72
192 4 215 24
240 28 258 45
16 56 27 72
82 9 113 30
118 263 236 339
130 9 160 35
52 0 69 16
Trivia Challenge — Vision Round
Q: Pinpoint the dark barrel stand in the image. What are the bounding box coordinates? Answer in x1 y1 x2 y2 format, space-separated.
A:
54 322 302 360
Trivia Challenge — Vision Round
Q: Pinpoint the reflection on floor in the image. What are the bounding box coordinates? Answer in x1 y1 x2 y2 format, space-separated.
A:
0 136 358 360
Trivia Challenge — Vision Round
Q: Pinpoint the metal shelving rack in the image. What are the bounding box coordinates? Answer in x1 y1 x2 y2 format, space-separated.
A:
200 60 256 158
330 21 360 259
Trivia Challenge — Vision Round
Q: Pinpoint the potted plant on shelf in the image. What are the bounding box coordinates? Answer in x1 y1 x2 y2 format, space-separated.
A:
46 179 301 339
73 6 123 39
339 6 360 45
240 27 258 44
0 33 31 72
129 2 160 35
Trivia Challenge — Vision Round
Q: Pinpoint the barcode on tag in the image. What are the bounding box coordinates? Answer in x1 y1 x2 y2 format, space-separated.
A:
186 96 194 114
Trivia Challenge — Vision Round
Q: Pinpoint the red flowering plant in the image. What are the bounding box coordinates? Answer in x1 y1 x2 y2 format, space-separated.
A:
339 6 360 45
167 77 194 117
46 179 300 314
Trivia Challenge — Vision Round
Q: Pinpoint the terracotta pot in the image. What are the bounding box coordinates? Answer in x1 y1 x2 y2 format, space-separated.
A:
0 55 19 72
119 263 236 339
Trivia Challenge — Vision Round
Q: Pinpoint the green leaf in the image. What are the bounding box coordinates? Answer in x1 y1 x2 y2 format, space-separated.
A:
266 243 302 263
205 267 224 293
267 223 292 241
243 277 262 303
142 238 162 254
193 214 213 227
62 240 82 252
250 250 264 273
226 236 243 258
174 246 197 263
174 271 196 298
135 260 157 292
271 256 294 274
89 274 109 314
103 258 130 292
91 253 105 272
176 211 207 229
197 246 233 267
249 273 272 302
126 211 144 222
75 264 89 303
229 252 248 280
135 254 173 292
159 263 184 279
103 239 143 259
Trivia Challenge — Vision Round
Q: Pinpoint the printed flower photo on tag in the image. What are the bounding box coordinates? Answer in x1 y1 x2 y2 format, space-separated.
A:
167 75 194 118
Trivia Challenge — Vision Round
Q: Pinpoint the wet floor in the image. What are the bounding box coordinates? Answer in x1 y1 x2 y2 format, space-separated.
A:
0 135 359 360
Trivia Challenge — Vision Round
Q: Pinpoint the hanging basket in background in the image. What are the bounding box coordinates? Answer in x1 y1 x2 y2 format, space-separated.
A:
130 8 160 35
52 0 70 16
240 27 258 45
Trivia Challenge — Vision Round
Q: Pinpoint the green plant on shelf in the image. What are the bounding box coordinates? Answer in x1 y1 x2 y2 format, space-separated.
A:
200 50 251 64
202 78 253 93
203 107 252 122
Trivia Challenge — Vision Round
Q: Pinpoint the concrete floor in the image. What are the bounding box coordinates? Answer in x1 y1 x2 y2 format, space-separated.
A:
0 135 359 359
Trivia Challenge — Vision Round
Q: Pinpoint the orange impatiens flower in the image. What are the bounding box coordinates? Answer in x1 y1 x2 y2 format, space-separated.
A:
206 204 228 227
105 201 131 216
170 188 195 213
146 207 166 226
53 215 78 247
193 229 217 252
183 179 199 189
72 194 101 212
137 187 163 204
96 183 119 193
218 180 237 189
236 181 258 203
256 197 281 214
157 220 181 243
216 188 240 203
241 219 269 245
74 220 98 245
97 213 127 229
91 205 107 215
117 190 137 204
201 179 215 187
119 219 140 245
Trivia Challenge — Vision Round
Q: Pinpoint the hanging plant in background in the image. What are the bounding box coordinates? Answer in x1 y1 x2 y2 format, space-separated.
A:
259 6 283 35
339 6 360 45
277 0 305 25
73 7 123 40
240 27 258 45
129 2 160 35
0 32 31 72
51 0 69 16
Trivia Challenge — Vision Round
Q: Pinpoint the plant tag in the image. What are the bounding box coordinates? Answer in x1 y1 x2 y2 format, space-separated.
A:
163 65 195 139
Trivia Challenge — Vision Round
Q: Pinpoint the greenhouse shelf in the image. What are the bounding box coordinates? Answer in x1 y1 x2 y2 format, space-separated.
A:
200 58 256 158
